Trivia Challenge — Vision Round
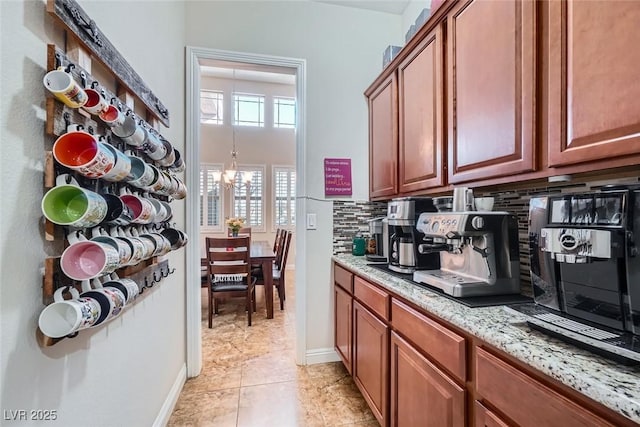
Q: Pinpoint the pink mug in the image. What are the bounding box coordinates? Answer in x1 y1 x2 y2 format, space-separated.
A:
60 231 121 280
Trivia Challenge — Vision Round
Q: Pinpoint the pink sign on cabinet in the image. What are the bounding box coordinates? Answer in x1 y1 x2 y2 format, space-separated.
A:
324 158 352 196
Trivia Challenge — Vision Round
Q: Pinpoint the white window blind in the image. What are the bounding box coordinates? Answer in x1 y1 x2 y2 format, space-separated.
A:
274 166 296 228
232 166 265 230
200 164 223 230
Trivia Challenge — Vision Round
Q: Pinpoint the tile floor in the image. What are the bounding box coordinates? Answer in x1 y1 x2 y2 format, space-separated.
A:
168 271 378 427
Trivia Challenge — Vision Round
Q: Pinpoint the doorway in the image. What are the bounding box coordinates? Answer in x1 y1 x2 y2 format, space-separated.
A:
185 47 307 377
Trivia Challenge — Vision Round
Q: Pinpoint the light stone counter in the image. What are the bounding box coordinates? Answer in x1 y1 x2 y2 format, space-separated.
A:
333 254 640 424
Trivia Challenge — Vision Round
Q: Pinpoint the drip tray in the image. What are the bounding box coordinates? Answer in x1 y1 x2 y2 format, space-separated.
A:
505 304 640 365
367 264 533 308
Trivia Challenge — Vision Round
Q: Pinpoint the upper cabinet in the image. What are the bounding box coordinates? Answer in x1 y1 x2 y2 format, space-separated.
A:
546 0 640 167
447 0 536 184
398 25 445 193
368 74 398 199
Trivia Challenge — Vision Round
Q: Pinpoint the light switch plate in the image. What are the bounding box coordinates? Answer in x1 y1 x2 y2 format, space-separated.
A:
306 213 317 230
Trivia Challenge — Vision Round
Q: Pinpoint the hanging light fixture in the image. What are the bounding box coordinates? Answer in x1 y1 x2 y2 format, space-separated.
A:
212 68 252 190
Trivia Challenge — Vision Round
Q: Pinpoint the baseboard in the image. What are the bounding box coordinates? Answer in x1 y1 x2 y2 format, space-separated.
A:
305 347 341 365
153 363 187 427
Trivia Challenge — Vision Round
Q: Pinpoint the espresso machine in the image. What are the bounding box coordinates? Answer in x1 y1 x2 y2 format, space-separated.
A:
412 211 521 297
507 188 640 363
387 197 439 274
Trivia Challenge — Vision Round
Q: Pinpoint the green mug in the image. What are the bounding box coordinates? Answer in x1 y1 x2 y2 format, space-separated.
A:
352 237 366 256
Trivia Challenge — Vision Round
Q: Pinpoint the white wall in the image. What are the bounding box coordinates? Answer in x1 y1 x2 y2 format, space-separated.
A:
0 1 186 425
199 75 296 260
186 1 401 358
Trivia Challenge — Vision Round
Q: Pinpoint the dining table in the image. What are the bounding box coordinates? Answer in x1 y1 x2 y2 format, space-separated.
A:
250 240 276 319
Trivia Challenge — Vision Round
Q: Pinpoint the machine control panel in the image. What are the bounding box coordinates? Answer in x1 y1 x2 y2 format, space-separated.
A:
417 213 464 236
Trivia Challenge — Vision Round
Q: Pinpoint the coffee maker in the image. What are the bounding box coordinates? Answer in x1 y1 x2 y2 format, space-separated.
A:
412 211 521 297
508 189 640 363
387 197 439 274
365 217 388 263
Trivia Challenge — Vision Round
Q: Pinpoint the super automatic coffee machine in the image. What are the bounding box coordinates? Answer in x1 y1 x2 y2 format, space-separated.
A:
412 211 521 297
387 197 439 274
508 188 640 363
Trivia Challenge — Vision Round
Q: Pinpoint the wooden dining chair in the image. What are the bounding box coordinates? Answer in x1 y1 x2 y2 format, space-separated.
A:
255 230 292 310
204 236 256 327
273 228 283 252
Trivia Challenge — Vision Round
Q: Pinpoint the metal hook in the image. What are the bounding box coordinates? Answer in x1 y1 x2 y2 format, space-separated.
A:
54 53 62 69
110 97 117 105
64 63 76 73
168 267 176 275
87 126 94 135
100 88 106 99
153 271 162 283
91 81 99 89
80 71 87 88
63 112 71 130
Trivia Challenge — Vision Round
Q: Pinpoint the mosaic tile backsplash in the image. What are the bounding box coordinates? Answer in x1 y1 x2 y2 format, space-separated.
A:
332 172 640 296
332 201 387 255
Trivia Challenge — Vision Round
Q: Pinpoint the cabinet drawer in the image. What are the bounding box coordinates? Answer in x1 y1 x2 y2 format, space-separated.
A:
334 264 353 294
391 299 466 382
354 276 390 321
475 347 614 427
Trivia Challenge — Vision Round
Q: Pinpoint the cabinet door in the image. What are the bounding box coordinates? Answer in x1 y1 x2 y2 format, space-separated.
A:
474 401 510 427
353 301 389 426
475 347 614 427
390 332 465 427
398 25 444 193
334 284 353 373
447 0 536 183
547 0 640 167
368 74 398 199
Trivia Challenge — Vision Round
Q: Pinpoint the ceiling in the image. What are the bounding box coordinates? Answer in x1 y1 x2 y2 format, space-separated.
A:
313 0 411 15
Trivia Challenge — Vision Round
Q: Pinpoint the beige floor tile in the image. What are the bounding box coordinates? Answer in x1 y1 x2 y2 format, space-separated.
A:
236 381 324 427
172 270 375 426
168 388 239 427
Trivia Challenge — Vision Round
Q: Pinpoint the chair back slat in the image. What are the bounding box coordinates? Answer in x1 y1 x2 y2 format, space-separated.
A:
273 229 282 252
205 237 251 276
278 231 293 271
274 230 288 267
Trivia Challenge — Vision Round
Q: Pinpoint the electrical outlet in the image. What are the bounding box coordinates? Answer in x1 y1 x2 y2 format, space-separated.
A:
306 213 317 230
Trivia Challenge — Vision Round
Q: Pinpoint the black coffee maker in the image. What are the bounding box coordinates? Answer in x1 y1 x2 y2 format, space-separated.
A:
387 197 439 274
514 187 640 363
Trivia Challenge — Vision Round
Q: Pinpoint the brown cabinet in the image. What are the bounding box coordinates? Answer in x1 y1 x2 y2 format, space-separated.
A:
398 25 445 193
334 284 353 373
447 0 536 183
475 346 614 427
353 300 389 426
368 74 398 199
546 0 640 167
474 401 509 427
390 331 465 427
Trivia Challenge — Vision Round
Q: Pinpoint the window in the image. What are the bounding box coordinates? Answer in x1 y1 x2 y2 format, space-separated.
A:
200 90 223 124
199 164 223 230
273 97 296 129
233 94 264 127
273 167 296 229
232 166 265 230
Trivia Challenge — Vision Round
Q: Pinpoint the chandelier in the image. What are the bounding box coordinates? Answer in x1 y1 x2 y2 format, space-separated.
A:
212 148 252 190
211 68 252 190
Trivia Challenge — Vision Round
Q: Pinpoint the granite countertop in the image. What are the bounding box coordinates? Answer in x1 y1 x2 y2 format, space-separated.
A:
333 254 640 424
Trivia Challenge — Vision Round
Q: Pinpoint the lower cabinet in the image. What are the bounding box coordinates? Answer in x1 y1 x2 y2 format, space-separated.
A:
353 300 389 426
333 262 634 427
474 401 509 427
475 347 614 427
390 331 465 427
334 284 353 373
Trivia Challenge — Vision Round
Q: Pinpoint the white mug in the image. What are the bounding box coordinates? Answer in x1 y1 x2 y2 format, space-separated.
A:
38 286 101 338
81 279 126 322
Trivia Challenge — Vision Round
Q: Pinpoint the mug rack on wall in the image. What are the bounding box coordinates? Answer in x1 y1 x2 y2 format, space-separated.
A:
39 0 186 346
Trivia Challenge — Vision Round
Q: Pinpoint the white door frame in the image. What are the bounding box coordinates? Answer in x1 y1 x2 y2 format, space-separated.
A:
185 46 307 377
